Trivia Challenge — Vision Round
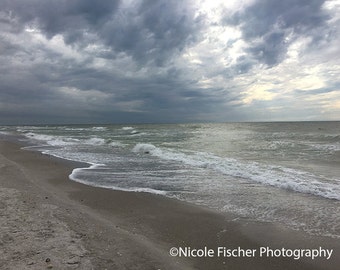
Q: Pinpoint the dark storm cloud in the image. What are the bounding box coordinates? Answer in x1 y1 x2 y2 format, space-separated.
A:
228 0 330 66
235 0 328 38
2 0 120 36
0 0 218 124
246 31 287 66
99 0 203 65
0 0 339 124
2 0 202 65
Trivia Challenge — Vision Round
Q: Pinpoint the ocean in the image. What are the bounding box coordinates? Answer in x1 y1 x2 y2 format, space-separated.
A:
1 122 339 238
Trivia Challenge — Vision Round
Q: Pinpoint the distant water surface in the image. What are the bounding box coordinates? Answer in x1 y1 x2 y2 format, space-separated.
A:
1 122 339 238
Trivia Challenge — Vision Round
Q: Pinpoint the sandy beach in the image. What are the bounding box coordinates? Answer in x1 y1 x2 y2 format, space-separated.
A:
0 139 339 270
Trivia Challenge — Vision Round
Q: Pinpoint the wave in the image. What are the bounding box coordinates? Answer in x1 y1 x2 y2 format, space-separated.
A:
69 164 167 195
132 143 158 154
82 137 106 145
25 132 79 146
132 143 340 200
23 132 122 147
61 127 87 131
121 126 141 135
92 127 107 131
122 126 134 130
308 143 340 152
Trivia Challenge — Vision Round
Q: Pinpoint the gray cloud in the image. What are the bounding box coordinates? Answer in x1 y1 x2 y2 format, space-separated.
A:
3 0 202 65
3 0 120 35
228 0 331 67
237 0 328 38
0 0 339 124
100 0 204 66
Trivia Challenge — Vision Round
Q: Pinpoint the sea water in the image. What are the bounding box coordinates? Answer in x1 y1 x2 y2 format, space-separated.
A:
1 122 339 238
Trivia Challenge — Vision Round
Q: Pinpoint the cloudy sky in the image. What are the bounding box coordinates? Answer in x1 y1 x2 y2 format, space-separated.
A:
0 0 339 124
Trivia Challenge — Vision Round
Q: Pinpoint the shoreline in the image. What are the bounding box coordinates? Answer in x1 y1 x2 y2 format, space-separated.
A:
0 139 339 269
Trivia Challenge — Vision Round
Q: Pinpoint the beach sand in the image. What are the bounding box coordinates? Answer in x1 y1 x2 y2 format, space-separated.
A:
0 140 339 269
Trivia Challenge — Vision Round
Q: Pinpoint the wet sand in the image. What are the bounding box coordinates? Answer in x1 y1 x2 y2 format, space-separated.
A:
0 140 338 269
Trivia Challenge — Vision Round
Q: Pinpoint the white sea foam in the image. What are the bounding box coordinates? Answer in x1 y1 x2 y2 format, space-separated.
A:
109 186 167 195
308 143 340 152
132 143 340 200
82 137 106 145
69 165 167 195
132 143 158 153
24 132 79 146
92 127 107 131
62 127 87 131
69 163 105 180
109 141 123 147
23 131 117 147
121 126 141 135
266 140 296 150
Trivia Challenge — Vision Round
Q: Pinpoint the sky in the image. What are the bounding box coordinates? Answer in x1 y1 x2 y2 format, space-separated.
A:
0 0 339 124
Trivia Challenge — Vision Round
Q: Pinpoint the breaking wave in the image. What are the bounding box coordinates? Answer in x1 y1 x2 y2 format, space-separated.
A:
132 143 340 200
